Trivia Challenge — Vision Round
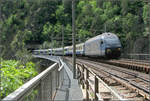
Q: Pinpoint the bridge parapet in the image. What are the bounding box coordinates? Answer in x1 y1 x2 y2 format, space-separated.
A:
2 58 64 101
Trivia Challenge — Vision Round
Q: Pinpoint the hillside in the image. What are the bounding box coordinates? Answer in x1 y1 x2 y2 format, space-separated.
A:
0 0 149 59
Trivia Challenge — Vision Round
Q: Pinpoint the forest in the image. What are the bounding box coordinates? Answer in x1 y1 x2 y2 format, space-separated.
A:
0 0 150 60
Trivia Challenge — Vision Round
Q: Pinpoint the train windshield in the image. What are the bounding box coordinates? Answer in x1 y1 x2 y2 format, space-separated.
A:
105 37 121 45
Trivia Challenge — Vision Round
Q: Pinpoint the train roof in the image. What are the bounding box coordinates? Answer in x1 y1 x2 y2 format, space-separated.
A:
102 32 118 39
33 49 49 51
64 43 84 47
76 43 84 46
86 32 117 43
53 47 63 50
64 46 70 49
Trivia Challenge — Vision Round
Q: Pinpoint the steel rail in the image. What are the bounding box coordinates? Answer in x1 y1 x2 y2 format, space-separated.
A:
75 58 150 100
76 63 127 100
78 58 150 82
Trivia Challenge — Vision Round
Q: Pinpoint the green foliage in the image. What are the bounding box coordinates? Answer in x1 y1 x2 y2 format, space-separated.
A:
75 0 148 51
143 4 150 36
0 0 149 56
121 0 128 16
0 0 59 59
122 13 139 39
0 59 38 99
42 22 53 41
56 5 68 25
78 29 92 42
143 4 149 25
39 41 51 49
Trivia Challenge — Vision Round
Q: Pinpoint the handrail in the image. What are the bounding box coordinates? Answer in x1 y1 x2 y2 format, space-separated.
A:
76 63 127 101
127 54 150 56
97 76 126 100
58 63 64 71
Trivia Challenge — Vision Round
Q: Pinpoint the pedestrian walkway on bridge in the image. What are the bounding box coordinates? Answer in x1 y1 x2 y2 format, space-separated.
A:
2 55 83 101
54 60 83 100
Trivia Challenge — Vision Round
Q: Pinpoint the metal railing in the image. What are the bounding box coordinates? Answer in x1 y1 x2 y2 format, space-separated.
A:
122 53 150 60
76 63 126 101
2 60 64 101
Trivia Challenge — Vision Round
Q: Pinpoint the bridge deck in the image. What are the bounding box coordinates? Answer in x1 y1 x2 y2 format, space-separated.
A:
54 60 83 101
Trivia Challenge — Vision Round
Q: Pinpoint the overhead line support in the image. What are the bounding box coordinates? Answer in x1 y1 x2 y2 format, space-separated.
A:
72 0 76 79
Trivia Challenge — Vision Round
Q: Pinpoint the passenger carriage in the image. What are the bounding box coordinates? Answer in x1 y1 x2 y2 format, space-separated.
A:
68 46 73 55
76 43 85 56
64 46 69 55
53 48 63 56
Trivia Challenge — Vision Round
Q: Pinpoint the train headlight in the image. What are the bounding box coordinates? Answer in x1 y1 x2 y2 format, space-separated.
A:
107 49 111 53
118 48 121 51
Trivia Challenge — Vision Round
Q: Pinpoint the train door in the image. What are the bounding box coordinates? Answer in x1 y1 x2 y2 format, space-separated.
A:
100 39 105 56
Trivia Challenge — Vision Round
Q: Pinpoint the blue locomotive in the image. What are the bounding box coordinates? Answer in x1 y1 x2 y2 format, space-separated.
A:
84 32 121 58
33 32 122 58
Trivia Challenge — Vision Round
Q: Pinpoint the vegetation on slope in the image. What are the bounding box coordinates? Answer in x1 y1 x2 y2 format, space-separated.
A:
0 59 38 99
0 0 149 58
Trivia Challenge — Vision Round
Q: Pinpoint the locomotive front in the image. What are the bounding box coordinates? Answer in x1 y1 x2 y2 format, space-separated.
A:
104 33 121 58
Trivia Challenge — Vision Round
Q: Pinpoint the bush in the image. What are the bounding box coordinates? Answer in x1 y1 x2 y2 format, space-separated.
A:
0 59 38 99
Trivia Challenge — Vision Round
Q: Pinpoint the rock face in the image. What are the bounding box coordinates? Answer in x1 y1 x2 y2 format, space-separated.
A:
122 36 150 60
132 37 149 53
132 37 149 60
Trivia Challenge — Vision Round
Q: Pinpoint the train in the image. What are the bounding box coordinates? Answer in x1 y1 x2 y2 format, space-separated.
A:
33 32 122 58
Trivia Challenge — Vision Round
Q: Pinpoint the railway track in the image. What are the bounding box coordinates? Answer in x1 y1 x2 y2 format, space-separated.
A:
122 59 150 64
87 58 150 74
65 57 150 100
